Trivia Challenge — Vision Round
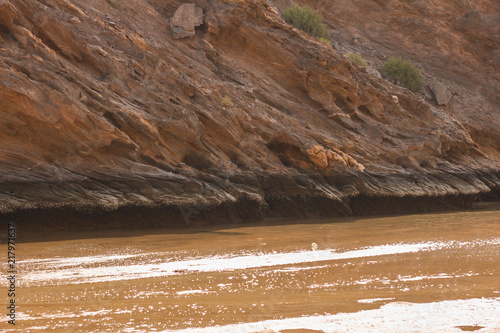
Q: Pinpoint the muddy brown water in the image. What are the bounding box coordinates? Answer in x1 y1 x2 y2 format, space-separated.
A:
4 204 500 332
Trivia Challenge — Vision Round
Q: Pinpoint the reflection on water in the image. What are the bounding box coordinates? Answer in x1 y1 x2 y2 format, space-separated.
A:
8 205 500 332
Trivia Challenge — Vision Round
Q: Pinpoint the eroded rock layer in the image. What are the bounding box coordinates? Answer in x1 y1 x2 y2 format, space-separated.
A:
0 0 498 227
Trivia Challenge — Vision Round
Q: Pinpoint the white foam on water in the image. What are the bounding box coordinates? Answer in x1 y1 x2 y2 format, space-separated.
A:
20 238 500 285
18 309 114 321
397 272 479 282
176 289 212 295
306 271 480 290
357 297 395 303
19 253 143 267
271 264 329 273
159 297 500 333
307 283 338 289
1 326 50 332
350 272 481 287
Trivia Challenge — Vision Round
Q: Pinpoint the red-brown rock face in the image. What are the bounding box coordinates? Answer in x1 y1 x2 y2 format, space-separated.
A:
0 0 498 226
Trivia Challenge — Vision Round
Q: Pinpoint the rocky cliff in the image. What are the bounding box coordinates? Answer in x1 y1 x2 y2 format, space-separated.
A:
0 0 499 228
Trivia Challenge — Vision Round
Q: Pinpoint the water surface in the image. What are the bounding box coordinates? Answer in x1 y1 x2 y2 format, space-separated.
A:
8 205 500 332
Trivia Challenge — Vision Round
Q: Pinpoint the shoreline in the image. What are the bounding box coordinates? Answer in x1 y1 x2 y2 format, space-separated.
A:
14 202 500 244
2 168 499 233
4 186 499 236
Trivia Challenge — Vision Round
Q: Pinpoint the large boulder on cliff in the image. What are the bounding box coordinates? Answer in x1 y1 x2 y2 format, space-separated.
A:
170 3 204 39
430 81 453 106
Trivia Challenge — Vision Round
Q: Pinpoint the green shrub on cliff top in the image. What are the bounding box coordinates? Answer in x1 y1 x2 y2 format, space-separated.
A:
283 5 329 40
319 37 331 47
348 53 367 67
381 57 423 92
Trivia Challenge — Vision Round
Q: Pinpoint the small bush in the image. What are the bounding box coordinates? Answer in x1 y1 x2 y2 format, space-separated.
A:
381 57 423 92
283 5 329 40
220 95 233 107
348 53 367 67
319 37 331 47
